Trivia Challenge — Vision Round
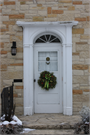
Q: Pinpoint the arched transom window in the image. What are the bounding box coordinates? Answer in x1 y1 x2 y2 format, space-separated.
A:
35 34 61 43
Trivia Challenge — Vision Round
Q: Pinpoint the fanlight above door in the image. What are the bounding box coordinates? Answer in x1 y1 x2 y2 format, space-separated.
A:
35 34 61 43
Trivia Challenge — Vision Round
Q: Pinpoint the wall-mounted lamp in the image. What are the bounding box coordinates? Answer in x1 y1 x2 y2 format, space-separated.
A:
11 42 17 56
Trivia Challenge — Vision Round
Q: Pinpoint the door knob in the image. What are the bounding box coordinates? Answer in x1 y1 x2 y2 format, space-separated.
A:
34 79 36 82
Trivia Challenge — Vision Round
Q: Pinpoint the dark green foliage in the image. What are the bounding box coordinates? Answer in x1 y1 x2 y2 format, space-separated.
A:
38 71 57 90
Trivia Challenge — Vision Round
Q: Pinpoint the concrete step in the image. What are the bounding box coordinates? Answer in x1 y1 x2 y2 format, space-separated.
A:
19 114 81 130
23 129 75 135
23 122 75 129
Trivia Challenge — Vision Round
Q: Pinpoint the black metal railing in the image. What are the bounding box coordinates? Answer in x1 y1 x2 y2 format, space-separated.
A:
1 85 13 116
1 79 23 116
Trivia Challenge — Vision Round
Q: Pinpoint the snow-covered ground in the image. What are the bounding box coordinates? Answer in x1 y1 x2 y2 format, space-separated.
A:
20 128 35 134
0 114 35 134
1 114 22 125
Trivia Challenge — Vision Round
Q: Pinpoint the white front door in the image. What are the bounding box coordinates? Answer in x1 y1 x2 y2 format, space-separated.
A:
34 44 62 113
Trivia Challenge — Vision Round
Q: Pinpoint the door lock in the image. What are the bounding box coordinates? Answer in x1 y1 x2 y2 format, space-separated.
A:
34 79 36 82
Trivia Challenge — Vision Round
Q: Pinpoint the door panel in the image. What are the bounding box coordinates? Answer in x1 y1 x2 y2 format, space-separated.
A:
34 46 62 113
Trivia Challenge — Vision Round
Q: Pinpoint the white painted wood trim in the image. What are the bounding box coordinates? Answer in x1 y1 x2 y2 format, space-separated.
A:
16 21 78 27
17 21 78 116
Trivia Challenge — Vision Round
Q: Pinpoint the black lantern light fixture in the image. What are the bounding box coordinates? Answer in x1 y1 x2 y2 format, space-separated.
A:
11 41 17 55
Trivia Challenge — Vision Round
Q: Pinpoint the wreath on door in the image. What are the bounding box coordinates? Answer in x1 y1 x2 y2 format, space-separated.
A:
38 71 57 90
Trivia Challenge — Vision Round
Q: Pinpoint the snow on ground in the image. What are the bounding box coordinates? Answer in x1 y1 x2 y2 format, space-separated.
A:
0 115 22 125
0 115 35 134
12 115 22 125
2 121 9 125
9 121 17 125
20 128 35 134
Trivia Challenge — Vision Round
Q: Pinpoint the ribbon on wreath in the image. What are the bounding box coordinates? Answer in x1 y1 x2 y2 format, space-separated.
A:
44 74 51 89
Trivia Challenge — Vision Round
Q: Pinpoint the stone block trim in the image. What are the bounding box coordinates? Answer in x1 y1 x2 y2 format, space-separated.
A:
3 21 16 25
37 4 42 7
76 42 87 44
72 53 79 55
13 93 18 97
15 86 23 89
47 14 57 18
0 51 7 54
83 89 90 92
10 63 23 66
20 2 26 5
73 1 82 5
47 7 52 14
59 0 72 3
72 28 84 34
0 42 4 48
72 65 88 70
52 10 63 14
33 16 44 21
0 29 9 32
75 18 86 21
73 90 83 94
4 1 15 5
87 16 90 21
68 6 75 11
0 65 7 70
9 14 24 19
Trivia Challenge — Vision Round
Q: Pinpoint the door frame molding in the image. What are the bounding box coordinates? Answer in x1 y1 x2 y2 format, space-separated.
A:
16 21 78 115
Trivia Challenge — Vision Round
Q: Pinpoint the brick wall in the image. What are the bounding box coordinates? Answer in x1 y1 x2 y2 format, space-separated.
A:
0 0 90 115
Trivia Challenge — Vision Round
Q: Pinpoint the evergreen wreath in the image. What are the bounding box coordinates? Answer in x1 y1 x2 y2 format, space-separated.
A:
38 71 57 90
